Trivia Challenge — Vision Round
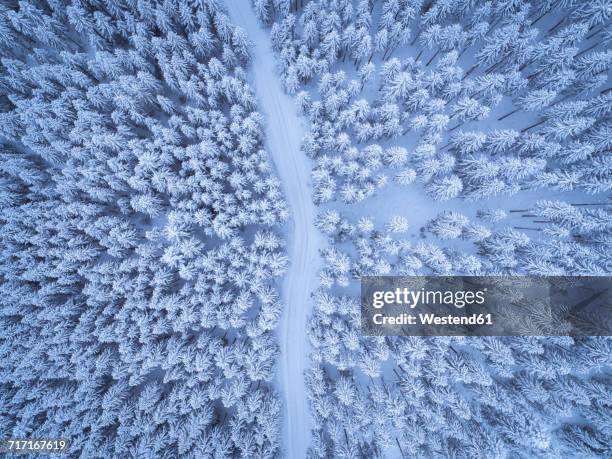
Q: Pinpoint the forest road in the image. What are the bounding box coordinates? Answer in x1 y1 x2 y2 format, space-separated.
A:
224 3 324 458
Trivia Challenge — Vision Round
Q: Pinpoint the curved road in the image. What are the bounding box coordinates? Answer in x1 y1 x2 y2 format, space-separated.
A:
224 3 324 458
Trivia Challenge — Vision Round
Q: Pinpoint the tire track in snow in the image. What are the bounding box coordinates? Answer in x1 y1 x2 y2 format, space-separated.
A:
224 3 324 457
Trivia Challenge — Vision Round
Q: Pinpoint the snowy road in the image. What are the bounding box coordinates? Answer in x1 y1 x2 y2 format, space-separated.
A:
224 3 323 457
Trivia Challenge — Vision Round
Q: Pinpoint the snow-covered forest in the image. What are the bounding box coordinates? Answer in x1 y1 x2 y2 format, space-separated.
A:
0 0 289 456
253 0 612 457
0 0 611 458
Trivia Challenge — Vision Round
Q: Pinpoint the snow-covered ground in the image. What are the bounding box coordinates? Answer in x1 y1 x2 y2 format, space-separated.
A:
224 2 325 457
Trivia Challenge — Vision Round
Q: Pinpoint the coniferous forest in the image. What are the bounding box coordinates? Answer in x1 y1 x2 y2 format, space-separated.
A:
0 0 611 458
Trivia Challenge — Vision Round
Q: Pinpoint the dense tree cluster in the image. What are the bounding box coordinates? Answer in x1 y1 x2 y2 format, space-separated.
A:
0 0 288 456
260 0 611 203
308 209 612 457
255 1 612 456
2 0 611 456
307 331 612 458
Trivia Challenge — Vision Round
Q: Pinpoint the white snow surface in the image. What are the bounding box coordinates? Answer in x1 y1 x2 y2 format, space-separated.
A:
224 2 324 457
